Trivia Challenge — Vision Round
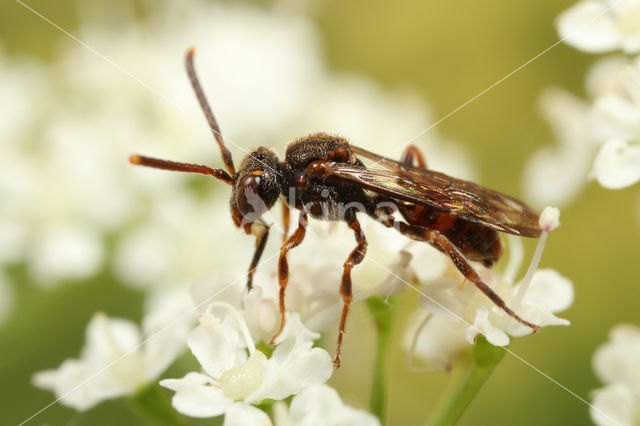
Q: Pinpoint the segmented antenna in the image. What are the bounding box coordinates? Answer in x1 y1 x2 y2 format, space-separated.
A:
129 154 234 185
186 47 236 176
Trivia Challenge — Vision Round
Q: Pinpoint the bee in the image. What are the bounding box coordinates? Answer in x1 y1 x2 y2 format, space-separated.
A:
130 48 541 368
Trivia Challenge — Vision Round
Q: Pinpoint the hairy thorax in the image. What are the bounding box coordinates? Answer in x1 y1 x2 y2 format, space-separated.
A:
281 133 375 220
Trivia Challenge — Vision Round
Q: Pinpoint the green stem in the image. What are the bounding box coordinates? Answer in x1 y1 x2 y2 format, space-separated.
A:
128 382 187 426
425 336 506 426
366 295 398 424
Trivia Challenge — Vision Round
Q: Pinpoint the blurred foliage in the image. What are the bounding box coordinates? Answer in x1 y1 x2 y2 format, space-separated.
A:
2 0 639 425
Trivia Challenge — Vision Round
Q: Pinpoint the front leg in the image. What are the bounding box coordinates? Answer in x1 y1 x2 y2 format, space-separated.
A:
246 221 270 291
270 210 308 345
333 212 368 368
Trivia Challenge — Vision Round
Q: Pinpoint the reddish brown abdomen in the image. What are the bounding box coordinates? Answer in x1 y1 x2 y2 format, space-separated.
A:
399 203 502 266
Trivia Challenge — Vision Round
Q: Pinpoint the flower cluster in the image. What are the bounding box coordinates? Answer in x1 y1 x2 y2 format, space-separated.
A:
525 0 640 207
160 305 333 422
590 324 640 426
33 291 379 425
21 2 582 424
32 289 193 410
0 0 474 298
406 207 574 370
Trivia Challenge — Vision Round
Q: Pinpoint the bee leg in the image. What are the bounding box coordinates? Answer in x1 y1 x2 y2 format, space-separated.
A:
281 198 290 243
270 210 308 345
334 213 368 369
378 216 539 331
428 231 538 330
246 221 270 291
400 145 427 169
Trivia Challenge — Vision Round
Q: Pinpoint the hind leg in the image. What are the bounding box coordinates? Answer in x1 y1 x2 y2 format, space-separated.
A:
400 145 427 169
377 214 539 331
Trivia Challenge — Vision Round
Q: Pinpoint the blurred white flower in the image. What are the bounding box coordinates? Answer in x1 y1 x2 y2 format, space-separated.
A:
591 138 640 188
28 224 104 287
528 4 640 206
523 88 595 207
1 0 472 290
160 303 332 423
527 52 640 205
557 0 640 54
585 55 640 189
406 208 573 369
32 292 193 411
189 219 440 346
590 324 640 426
273 384 380 426
586 55 634 97
416 267 572 346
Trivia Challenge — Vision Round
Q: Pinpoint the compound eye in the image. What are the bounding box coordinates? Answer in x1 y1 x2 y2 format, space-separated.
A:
235 172 266 220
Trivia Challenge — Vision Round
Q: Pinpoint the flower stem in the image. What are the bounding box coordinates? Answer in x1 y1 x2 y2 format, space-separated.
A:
425 336 506 426
366 295 398 424
129 383 187 426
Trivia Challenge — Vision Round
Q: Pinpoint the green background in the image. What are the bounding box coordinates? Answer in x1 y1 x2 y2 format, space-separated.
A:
2 0 638 425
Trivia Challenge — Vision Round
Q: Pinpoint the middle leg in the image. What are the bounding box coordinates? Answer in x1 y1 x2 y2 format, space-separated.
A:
333 211 368 368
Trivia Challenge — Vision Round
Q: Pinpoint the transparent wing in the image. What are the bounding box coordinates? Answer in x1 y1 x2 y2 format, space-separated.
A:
329 145 541 237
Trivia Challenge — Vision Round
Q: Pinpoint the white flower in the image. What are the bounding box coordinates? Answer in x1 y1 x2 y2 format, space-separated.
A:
32 294 193 411
590 324 640 426
404 312 469 371
273 384 380 426
587 56 640 189
558 0 640 54
190 215 443 342
160 303 332 423
3 0 473 291
406 208 573 369
591 138 640 188
528 54 640 204
28 224 104 287
523 88 596 206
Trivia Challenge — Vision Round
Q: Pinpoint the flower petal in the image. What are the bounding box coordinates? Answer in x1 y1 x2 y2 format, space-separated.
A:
142 288 193 381
590 383 637 426
32 360 104 411
270 312 320 346
288 384 380 426
521 269 574 313
591 139 640 189
160 372 233 418
243 284 279 343
187 313 246 379
590 95 640 142
466 308 510 346
557 1 621 53
593 324 640 393
246 315 332 403
223 403 272 426
29 224 104 287
617 1 640 54
586 56 628 98
81 312 141 368
190 273 244 311
403 312 468 371
418 277 469 318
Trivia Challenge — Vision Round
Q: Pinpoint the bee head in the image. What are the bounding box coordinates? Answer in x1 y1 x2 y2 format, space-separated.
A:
230 147 281 231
